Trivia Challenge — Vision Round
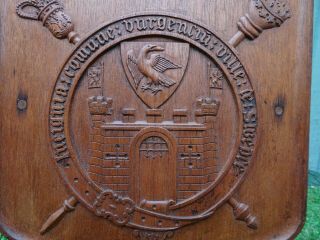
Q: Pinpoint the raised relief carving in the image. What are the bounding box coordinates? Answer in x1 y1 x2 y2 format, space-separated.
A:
127 44 182 95
229 0 291 47
122 42 189 109
12 0 294 236
88 96 113 115
228 198 258 229
208 62 224 89
42 0 291 233
88 62 104 89
93 190 135 226
130 128 177 204
40 197 78 235
139 136 169 160
253 0 291 26
49 13 259 236
16 0 80 44
195 97 220 117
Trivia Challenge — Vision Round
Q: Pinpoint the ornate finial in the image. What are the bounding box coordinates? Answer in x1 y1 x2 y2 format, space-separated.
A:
228 198 258 230
40 196 78 234
195 97 220 117
229 0 291 47
16 0 80 44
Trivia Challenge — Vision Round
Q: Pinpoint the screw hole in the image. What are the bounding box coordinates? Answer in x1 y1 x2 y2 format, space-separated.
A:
17 99 27 111
275 106 284 116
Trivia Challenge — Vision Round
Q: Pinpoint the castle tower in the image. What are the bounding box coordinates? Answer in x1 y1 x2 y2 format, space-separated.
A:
195 97 220 188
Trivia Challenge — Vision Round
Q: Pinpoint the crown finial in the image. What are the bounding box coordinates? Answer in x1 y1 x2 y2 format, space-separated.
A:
16 0 80 44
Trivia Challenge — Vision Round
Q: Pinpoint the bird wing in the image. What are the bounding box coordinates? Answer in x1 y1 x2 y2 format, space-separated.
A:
158 74 176 88
151 54 182 73
127 50 145 89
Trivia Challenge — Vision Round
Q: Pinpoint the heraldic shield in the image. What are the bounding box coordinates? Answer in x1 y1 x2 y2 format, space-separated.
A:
121 42 190 108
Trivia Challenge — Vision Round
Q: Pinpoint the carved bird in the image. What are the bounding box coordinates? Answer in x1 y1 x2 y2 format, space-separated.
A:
127 44 182 94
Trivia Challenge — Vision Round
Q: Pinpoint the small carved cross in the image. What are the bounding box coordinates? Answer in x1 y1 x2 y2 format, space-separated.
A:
105 144 128 167
180 146 201 169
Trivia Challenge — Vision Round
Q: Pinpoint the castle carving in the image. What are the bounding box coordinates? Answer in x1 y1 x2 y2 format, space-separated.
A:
87 94 221 203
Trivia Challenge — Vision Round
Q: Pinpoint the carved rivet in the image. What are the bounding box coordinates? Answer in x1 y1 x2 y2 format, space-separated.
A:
17 99 27 111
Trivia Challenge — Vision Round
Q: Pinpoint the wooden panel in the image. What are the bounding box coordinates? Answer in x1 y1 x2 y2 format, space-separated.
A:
0 0 313 239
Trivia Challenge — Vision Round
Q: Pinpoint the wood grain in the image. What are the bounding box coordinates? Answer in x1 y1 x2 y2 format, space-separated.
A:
0 0 313 239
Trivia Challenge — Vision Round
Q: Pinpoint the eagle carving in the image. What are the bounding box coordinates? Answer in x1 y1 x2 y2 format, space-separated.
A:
127 44 182 95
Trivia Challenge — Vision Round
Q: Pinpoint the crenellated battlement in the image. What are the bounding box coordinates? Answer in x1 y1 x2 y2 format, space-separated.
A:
195 97 220 117
88 96 220 125
88 96 113 115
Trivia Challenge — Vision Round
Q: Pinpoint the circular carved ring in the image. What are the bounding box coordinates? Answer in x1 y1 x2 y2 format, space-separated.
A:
49 12 258 231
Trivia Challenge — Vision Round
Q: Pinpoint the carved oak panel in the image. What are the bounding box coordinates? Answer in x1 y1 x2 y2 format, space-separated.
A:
0 0 313 240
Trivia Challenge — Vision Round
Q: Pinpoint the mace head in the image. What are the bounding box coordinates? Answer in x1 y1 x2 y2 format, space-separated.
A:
249 0 291 29
16 0 75 39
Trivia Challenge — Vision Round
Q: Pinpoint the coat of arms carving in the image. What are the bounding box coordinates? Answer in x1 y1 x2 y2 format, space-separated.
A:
47 12 260 238
3 0 308 239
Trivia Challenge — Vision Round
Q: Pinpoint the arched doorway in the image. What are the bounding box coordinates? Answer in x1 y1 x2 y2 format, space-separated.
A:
130 128 177 205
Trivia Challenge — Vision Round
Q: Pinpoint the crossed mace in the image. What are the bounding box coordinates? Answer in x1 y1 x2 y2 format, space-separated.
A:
16 0 290 235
